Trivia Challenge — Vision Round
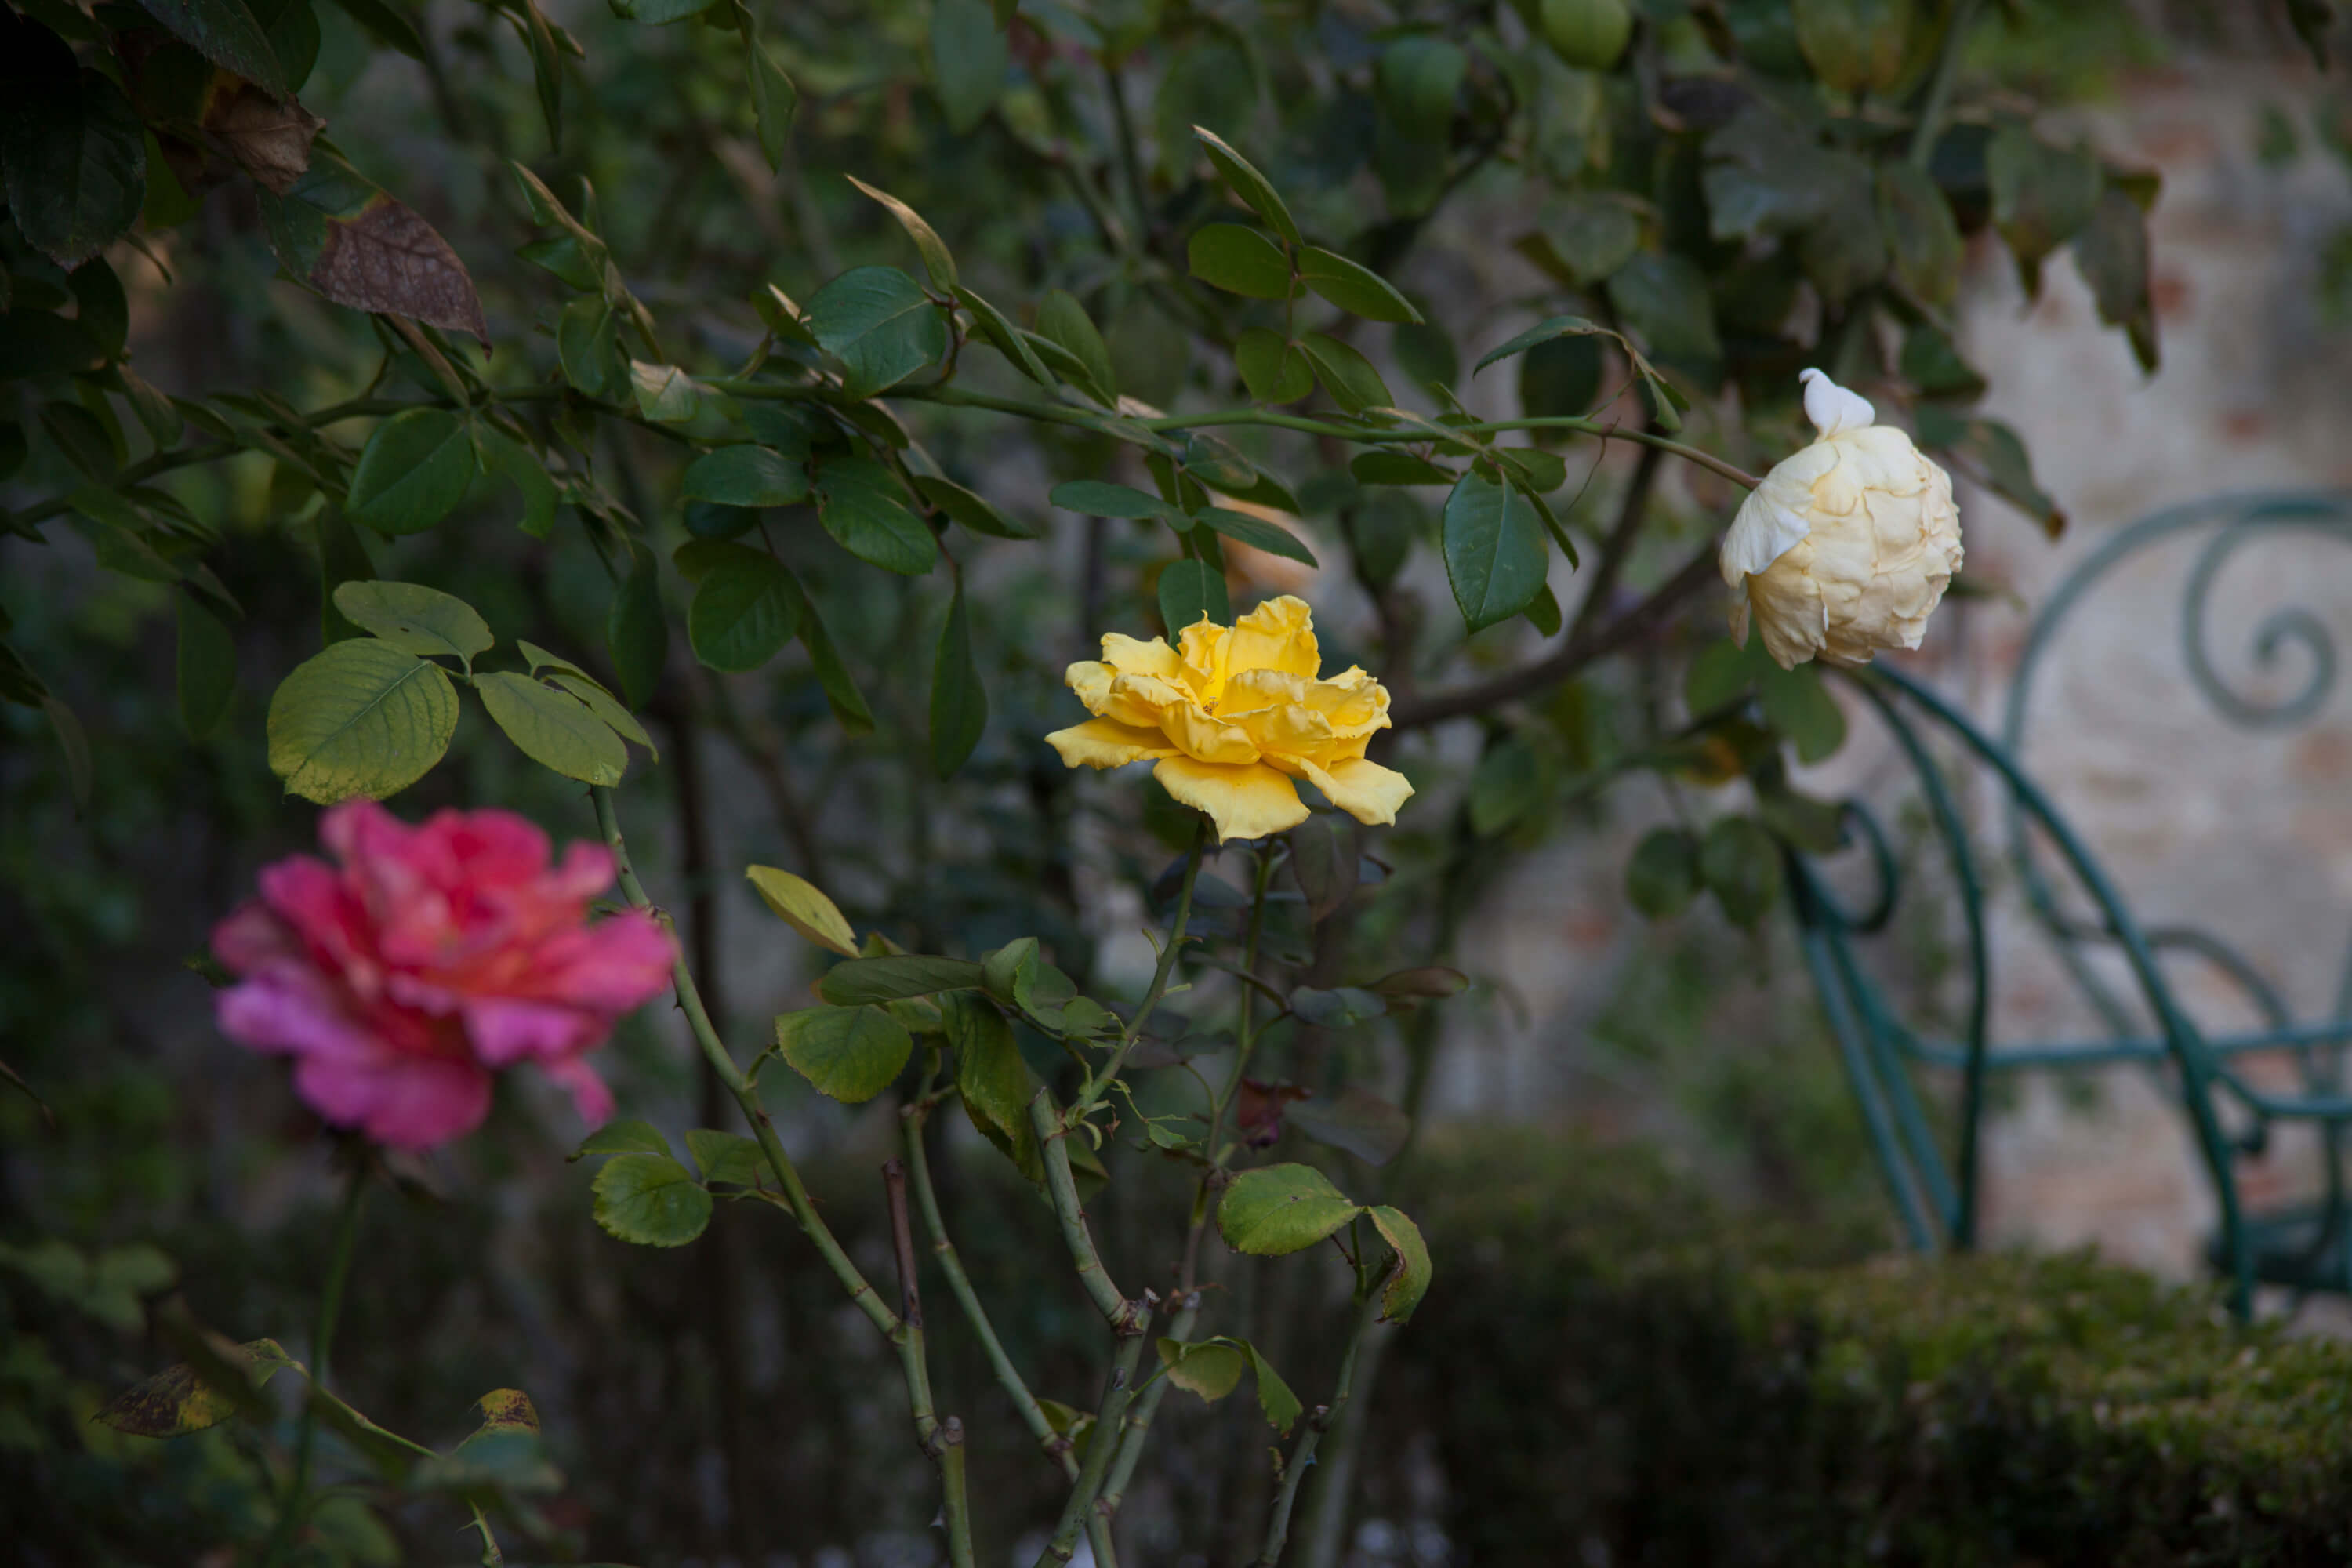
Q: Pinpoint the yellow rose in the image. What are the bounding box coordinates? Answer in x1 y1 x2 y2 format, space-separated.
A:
1045 596 1414 843
1719 368 1963 670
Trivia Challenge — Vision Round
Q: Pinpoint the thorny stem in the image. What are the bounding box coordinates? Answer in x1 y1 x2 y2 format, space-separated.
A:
1034 1301 1156 1568
903 1099 1083 1480
1254 1281 1389 1568
1074 815 1210 1116
589 786 974 1567
259 1160 367 1568
1031 1090 1146 1333
1102 840 1279 1537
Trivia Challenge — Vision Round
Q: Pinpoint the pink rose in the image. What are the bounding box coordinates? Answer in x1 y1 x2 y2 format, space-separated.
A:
212 800 675 1151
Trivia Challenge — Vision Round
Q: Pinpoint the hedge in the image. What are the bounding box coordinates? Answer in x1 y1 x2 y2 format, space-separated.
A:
1385 1131 2352 1567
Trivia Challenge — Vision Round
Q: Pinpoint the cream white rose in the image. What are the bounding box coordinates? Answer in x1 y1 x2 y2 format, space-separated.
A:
1719 368 1963 670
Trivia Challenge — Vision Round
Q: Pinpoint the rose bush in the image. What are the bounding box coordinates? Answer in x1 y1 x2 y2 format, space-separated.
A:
211 801 673 1149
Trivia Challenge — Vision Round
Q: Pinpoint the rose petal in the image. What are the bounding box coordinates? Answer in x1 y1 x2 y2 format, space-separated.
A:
1152 757 1310 843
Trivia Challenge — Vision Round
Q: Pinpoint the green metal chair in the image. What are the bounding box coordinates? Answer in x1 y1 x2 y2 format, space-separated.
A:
1786 492 2352 1319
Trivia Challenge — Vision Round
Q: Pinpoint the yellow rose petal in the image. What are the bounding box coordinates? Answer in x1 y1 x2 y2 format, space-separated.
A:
1152 757 1310 843
1294 755 1415 827
1046 718 1178 771
1159 700 1262 764
1100 633 1181 681
1227 594 1319 681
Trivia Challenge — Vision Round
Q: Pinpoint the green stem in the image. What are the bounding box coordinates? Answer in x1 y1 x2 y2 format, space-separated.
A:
1907 0 1982 169
590 786 978 1561
1095 1290 1197 1523
904 1100 1081 1479
260 1162 367 1568
1202 844 1283 1160
1033 1301 1155 1568
1076 816 1210 1116
1030 1090 1142 1331
1253 1284 1387 1568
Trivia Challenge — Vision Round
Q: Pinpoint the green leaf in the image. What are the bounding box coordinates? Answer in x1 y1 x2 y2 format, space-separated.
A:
475 672 629 786
1790 0 1911 96
1625 826 1700 919
630 361 702 423
2074 185 2158 373
1521 333 1606 420
1443 468 1548 633
330 580 493 666
4 69 149 269
1374 35 1465 144
1298 333 1392 416
931 584 986 779
70 260 127 360
481 430 558 537
847 175 957 291
322 0 425 58
543 669 653 755
176 593 237 741
746 866 860 957
1758 662 1846 764
132 0 288 97
1473 314 1607 376
1987 126 2102 298
814 453 937 574
1036 289 1119 405
687 1129 765 1186
1157 558 1229 637
808 266 946 399
1700 815 1783 928
1159 1338 1247 1401
1878 162 1963 308
684 444 809 507
686 543 800 672
43 403 119 482
267 639 457 804
316 509 372 644
930 0 1007 132
952 284 1054 387
741 13 795 169
1217 1163 1361 1256
1392 317 1458 392
1349 451 1452 487
1188 223 1294 300
1193 507 1316 567
346 409 477 536
1051 480 1179 521
946 990 1039 1181
591 1152 711 1247
571 1119 671 1160
1298 247 1422 324
1366 1204 1432 1323
1235 328 1313 405
607 541 667 710
819 956 986 1005
774 1004 914 1102
785 577 875 733
1245 1343 1301 1434
1290 985 1388 1029
1608 251 1721 376
557 296 630 401
914 474 1037 539
1285 1085 1412 1166
1192 125 1301 246
521 0 564 150
1515 196 1641 287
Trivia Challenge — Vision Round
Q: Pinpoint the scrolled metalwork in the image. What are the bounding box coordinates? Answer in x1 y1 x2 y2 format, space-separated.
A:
1786 491 2352 1318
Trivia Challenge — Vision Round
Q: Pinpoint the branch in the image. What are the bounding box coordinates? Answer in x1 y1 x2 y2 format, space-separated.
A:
903 1102 1082 1479
1253 1283 1388 1568
1388 542 1719 731
1564 443 1664 647
1029 1091 1145 1333
591 786 975 1566
1033 1300 1156 1568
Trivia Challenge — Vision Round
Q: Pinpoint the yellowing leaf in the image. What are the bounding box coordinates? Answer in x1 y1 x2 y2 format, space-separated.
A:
746 865 859 956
